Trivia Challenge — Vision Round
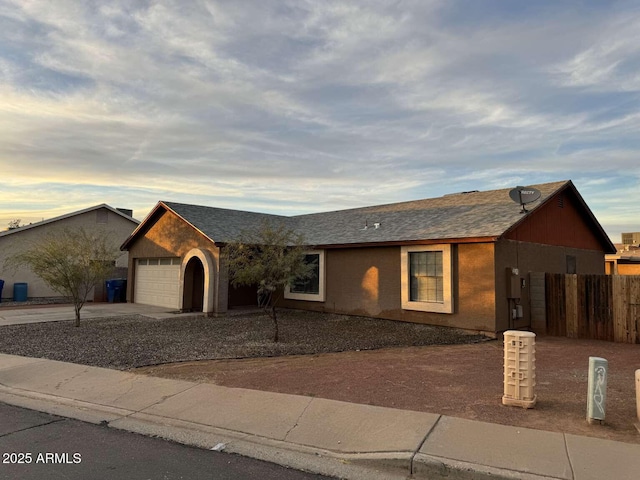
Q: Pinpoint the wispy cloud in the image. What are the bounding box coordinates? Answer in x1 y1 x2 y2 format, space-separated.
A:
0 0 639 240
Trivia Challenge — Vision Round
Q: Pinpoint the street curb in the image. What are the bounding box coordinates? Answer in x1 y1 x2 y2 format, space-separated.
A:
0 383 568 480
112 413 414 480
0 387 132 424
413 453 564 480
0 385 411 479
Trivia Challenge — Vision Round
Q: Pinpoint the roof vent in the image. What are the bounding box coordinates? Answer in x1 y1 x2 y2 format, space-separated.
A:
444 190 479 196
362 221 382 230
117 208 133 217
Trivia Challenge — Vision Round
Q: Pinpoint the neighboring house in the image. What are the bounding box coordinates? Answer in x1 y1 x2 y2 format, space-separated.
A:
121 180 615 335
0 205 139 301
605 242 640 275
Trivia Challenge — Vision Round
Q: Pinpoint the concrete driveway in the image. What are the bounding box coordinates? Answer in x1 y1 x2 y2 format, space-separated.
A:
0 303 186 326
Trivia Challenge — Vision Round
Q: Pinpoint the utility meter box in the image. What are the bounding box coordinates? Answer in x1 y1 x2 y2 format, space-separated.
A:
506 267 521 299
502 330 536 409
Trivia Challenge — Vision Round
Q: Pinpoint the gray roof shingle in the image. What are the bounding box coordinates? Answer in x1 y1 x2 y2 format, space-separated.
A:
163 180 570 246
163 202 288 244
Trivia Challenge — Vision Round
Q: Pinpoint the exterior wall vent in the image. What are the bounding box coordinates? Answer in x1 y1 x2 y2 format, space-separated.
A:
96 209 108 224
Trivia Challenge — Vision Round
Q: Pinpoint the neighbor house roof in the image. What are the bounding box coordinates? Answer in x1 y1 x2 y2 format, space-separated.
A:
606 244 640 262
122 180 614 252
0 204 139 238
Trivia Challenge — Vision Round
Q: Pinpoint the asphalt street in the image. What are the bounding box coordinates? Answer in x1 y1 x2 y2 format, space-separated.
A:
0 402 333 480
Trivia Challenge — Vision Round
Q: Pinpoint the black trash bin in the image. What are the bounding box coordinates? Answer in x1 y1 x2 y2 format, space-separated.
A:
0 279 4 303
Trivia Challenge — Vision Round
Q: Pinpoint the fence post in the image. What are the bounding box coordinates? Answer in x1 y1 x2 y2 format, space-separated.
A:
565 274 578 338
635 370 640 433
529 272 546 333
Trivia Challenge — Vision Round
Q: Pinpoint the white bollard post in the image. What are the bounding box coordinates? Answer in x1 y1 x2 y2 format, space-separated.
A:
586 357 608 425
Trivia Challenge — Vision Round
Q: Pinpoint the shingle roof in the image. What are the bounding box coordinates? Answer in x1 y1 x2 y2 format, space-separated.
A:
0 204 139 238
293 181 568 245
160 180 571 246
163 202 288 244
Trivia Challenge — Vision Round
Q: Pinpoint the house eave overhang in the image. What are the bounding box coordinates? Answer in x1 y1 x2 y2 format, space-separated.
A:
615 257 640 264
310 236 500 250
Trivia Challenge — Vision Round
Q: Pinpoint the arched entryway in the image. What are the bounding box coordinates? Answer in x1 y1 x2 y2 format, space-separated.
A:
182 257 205 312
180 248 216 314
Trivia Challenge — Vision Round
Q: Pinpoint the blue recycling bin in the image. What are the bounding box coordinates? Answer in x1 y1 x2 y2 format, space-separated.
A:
106 279 127 303
13 282 28 302
0 279 4 303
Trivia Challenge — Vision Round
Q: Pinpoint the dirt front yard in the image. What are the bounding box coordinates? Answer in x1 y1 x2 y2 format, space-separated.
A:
136 336 640 445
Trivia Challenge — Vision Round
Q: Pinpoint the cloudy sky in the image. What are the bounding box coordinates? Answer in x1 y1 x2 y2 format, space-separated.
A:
1 1 639 241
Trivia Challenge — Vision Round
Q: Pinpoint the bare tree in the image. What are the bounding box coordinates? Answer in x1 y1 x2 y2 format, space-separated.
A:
7 219 22 230
224 220 315 342
10 227 120 326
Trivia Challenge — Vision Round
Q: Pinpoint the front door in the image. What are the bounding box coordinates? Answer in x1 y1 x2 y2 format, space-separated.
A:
183 257 205 312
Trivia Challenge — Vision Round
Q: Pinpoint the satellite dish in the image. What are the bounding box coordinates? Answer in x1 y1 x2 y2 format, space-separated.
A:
509 186 542 213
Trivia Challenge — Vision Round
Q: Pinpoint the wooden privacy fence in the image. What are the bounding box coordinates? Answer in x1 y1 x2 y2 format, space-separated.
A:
544 274 640 343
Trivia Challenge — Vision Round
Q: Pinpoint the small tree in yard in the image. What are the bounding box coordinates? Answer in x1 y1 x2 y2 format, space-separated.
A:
224 220 315 343
10 227 120 326
7 219 22 230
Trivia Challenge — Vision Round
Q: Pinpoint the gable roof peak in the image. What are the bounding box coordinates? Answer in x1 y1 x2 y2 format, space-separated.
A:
0 203 139 238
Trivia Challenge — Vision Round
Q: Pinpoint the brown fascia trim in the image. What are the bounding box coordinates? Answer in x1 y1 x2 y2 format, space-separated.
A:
310 236 499 250
216 237 499 250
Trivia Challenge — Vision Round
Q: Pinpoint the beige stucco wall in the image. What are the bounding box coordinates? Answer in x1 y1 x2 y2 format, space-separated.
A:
125 209 223 311
281 243 498 333
493 239 605 332
0 208 137 300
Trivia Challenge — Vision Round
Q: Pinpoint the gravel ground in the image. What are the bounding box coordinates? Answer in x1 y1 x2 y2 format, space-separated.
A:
0 297 71 308
0 310 486 369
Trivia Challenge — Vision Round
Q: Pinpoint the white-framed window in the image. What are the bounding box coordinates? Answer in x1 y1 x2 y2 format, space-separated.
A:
401 244 453 314
284 250 325 302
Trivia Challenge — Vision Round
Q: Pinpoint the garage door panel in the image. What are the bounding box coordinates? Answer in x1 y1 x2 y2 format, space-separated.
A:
135 259 181 309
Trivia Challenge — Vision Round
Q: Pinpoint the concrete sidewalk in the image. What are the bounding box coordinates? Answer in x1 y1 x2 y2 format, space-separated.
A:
0 354 638 480
0 303 191 326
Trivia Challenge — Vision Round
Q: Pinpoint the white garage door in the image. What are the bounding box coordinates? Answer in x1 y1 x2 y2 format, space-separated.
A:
135 258 181 309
